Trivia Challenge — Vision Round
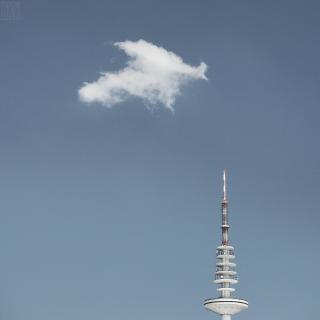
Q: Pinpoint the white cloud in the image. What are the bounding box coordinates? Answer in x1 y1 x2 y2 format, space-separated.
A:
78 39 208 111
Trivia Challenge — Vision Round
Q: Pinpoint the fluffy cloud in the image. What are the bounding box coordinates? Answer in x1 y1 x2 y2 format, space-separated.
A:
78 39 207 111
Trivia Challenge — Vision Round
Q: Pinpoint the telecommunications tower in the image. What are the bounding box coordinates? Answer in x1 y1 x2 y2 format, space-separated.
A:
204 171 248 320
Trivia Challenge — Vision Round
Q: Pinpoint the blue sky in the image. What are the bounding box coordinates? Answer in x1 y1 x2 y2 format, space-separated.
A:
0 1 319 320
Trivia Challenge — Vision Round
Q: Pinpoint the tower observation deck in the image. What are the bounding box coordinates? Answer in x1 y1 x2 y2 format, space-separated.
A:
204 171 248 320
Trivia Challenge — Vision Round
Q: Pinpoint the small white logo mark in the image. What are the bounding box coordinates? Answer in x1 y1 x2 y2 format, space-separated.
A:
0 1 20 21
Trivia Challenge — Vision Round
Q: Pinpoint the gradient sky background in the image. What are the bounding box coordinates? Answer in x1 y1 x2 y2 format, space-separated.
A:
0 1 319 320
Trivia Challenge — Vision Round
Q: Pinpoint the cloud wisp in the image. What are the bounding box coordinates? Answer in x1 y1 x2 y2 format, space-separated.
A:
78 39 208 111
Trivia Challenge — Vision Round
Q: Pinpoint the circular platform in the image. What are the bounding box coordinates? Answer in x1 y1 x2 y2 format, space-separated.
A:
204 298 248 315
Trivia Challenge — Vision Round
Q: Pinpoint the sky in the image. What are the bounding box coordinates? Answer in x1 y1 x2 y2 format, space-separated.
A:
0 1 319 320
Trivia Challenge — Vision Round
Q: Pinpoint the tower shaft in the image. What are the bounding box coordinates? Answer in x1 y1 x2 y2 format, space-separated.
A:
221 200 229 245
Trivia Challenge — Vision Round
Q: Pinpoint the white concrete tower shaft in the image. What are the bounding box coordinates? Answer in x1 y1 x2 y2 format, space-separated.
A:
204 171 248 320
